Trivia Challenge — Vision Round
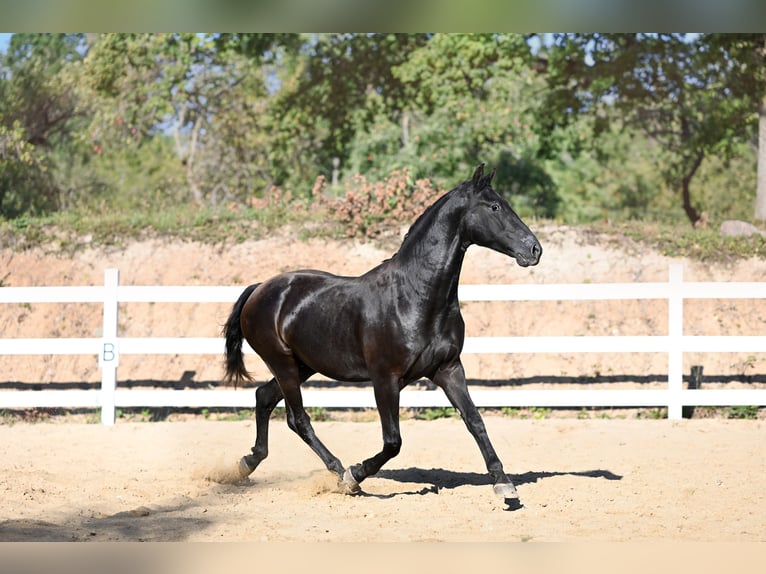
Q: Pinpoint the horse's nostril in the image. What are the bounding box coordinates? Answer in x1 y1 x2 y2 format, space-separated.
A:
531 242 542 259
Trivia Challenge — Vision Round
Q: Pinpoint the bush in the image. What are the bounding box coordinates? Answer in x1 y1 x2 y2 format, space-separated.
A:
0 122 58 218
310 168 443 238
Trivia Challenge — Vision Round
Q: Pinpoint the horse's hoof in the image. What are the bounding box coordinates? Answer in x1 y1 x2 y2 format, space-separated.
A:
493 482 518 499
494 482 522 510
238 456 255 479
337 468 361 495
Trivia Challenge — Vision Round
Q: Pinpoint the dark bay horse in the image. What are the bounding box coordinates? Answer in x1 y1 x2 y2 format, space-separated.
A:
223 164 542 507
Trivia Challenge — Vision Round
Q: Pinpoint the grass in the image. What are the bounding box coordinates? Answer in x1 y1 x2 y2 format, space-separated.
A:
725 405 759 419
0 203 300 253
498 406 553 420
414 407 456 421
306 407 331 422
0 404 761 424
636 407 668 419
595 220 766 263
0 407 98 424
3 203 766 263
112 407 258 422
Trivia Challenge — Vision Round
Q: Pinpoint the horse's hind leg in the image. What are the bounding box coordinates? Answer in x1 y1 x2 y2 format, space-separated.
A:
239 378 283 478
239 362 315 478
267 357 347 484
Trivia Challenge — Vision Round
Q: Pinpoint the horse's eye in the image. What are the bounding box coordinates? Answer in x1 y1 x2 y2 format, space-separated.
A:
490 203 500 212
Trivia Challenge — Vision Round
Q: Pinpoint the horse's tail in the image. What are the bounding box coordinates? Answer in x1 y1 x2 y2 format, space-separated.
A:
223 283 259 388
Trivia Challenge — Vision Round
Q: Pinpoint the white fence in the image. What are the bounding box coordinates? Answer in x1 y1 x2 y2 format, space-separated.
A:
1 264 764 425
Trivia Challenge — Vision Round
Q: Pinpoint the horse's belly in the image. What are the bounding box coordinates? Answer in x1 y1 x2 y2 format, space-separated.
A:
280 291 371 382
289 330 370 382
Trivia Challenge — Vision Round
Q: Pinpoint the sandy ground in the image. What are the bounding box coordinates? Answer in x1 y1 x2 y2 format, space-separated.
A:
0 416 763 542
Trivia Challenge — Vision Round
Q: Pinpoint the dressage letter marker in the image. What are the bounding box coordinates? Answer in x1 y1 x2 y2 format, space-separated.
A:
99 340 120 367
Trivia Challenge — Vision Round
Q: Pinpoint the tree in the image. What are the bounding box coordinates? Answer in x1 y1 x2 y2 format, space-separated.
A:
538 33 758 226
83 33 291 206
268 33 429 190
0 33 86 217
345 33 560 216
1 33 86 148
702 34 766 221
0 121 57 217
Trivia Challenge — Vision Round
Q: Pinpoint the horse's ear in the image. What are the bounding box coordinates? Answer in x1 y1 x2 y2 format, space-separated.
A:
486 167 496 185
471 163 485 190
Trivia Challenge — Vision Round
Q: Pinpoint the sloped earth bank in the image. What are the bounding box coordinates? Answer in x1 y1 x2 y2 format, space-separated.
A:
0 225 765 542
2 224 766 389
0 417 764 542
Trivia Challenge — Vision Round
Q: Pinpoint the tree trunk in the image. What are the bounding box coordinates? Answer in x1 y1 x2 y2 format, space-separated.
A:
401 110 410 148
756 94 766 221
186 117 204 206
681 152 704 226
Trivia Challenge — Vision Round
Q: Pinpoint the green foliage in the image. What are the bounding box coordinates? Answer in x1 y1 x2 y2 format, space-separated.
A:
269 33 428 185
414 407 455 421
53 134 185 213
637 408 668 419
80 33 295 207
499 406 552 419
0 122 57 217
533 406 552 419
346 34 555 217
0 33 85 217
543 114 670 223
211 408 256 422
539 33 765 225
725 406 759 420
0 407 59 424
1 33 86 149
306 407 331 422
0 200 295 252
1 33 764 232
694 142 758 222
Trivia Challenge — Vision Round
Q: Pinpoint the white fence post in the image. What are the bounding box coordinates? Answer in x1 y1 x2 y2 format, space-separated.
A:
667 264 684 419
99 269 120 426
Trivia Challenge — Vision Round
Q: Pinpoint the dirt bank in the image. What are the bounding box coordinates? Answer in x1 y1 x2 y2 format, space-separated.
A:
2 224 765 389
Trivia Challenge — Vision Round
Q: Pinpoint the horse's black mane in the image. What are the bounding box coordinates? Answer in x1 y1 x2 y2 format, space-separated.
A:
389 179 471 260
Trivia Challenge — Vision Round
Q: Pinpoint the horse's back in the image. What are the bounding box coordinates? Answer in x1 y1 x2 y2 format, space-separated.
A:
243 269 355 329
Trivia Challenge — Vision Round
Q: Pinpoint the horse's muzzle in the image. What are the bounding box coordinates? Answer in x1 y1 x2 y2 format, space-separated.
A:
515 241 542 267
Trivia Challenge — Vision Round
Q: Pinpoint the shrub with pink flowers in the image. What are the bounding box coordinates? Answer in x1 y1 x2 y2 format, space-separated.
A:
310 168 443 238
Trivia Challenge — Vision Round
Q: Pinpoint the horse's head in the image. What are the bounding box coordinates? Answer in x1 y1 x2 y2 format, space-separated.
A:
462 163 542 267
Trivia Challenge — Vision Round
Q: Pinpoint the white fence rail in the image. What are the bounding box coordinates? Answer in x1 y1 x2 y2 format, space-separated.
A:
1 265 764 425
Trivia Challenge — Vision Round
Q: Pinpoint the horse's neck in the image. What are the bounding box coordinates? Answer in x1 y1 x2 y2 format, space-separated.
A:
393 200 467 306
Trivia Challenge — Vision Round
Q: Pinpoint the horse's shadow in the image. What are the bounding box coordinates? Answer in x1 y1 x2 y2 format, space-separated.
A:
364 467 622 499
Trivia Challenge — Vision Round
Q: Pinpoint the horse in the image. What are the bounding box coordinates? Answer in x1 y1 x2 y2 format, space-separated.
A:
223 163 542 508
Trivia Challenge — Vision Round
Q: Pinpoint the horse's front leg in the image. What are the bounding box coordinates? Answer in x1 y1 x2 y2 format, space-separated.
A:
431 359 521 508
340 375 402 494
